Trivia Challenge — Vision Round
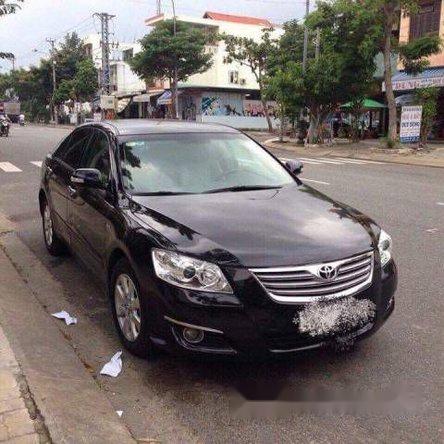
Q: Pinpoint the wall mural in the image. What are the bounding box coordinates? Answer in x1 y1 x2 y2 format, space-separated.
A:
201 95 278 117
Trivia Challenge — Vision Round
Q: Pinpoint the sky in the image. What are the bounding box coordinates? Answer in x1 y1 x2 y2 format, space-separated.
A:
0 0 307 73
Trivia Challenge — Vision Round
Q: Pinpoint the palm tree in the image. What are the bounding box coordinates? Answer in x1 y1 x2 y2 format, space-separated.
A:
1 1 23 59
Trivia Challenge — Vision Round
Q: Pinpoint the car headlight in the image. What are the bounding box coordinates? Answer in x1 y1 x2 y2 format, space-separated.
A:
152 248 233 294
378 229 393 267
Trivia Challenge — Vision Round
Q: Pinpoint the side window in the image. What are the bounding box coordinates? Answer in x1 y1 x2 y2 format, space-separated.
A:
80 129 111 185
53 134 72 159
55 128 92 169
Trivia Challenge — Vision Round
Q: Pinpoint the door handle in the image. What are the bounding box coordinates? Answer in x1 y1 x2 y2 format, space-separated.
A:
67 186 78 197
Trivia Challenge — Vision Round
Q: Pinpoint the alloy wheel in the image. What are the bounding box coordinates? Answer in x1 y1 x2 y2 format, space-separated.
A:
43 204 53 246
114 273 141 342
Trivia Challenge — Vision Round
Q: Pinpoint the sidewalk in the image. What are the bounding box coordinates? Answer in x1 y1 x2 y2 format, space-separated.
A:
0 214 136 444
249 132 444 168
0 327 46 443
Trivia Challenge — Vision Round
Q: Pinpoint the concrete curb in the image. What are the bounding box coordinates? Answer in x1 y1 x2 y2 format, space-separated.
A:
262 141 444 169
0 230 136 443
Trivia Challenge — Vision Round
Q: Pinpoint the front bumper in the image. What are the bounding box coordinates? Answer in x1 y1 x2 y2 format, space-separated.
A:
147 260 397 358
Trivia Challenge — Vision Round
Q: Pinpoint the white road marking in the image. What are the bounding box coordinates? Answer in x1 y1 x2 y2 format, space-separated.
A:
309 157 346 165
302 178 330 185
279 157 323 165
298 157 343 165
332 157 384 165
437 202 444 206
0 162 22 172
30 161 43 167
264 138 280 144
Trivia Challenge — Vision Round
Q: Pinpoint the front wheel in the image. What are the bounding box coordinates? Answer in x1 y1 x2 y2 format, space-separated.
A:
110 258 155 359
41 199 66 256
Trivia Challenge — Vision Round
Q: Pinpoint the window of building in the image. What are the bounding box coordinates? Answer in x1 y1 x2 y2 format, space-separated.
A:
122 49 134 63
229 71 239 84
409 0 441 40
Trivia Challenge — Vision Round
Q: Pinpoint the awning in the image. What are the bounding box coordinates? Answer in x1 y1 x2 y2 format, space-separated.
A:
116 98 131 113
156 90 183 105
391 67 444 91
395 93 416 107
157 90 172 105
133 93 158 103
341 99 386 109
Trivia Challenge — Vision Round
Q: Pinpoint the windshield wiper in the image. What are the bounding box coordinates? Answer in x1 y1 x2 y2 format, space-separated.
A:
132 191 195 196
203 185 282 194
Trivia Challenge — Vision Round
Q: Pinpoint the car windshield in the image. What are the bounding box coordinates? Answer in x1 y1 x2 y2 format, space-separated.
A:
118 133 294 195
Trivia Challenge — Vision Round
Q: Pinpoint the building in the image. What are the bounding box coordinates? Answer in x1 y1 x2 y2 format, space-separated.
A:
83 34 149 118
390 0 444 138
145 11 282 129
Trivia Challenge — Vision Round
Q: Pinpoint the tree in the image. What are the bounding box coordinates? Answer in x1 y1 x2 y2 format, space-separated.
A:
223 29 278 132
54 32 88 82
365 0 441 144
131 20 213 118
3 32 98 122
72 59 98 102
415 87 438 144
266 0 380 144
0 1 23 59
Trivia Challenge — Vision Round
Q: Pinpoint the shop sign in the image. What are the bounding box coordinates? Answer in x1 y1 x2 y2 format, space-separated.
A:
393 76 444 91
400 105 422 143
100 95 117 110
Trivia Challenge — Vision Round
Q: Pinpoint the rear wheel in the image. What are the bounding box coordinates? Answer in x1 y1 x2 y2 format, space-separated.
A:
110 258 155 359
41 199 66 256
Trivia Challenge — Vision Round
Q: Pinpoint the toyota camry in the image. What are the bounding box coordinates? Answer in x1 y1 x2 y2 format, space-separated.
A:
39 120 397 359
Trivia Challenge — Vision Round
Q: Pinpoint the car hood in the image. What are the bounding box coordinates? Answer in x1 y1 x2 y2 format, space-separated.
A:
131 183 378 267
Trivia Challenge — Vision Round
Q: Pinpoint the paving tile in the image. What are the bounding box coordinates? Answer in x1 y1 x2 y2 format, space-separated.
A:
4 433 40 444
0 399 24 415
1 409 35 438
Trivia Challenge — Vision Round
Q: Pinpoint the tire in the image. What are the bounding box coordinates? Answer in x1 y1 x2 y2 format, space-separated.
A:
110 258 155 359
41 198 66 256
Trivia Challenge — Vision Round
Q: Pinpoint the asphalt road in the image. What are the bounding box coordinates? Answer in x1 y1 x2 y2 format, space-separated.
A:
0 124 443 443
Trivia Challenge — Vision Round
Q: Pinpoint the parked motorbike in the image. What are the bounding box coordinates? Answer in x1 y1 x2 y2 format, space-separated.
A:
0 121 10 137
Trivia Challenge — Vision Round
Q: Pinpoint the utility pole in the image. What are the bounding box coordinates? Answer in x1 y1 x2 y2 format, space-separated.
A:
46 38 58 124
302 0 310 73
170 0 179 119
156 0 162 15
94 12 115 96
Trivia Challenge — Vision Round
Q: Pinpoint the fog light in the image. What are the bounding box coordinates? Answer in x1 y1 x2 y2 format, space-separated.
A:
182 327 204 344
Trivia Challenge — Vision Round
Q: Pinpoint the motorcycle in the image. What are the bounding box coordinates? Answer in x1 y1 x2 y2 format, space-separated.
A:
0 121 10 137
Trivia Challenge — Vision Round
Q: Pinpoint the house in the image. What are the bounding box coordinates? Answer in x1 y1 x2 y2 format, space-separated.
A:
145 11 283 128
83 34 150 118
390 0 444 138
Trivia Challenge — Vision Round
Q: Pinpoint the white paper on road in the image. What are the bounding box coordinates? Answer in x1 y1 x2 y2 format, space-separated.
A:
51 310 77 325
116 410 123 417
100 351 123 377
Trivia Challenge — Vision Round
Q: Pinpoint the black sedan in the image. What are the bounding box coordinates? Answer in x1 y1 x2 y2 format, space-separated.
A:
39 120 397 359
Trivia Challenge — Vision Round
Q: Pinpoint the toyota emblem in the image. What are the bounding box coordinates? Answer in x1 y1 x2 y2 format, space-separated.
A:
318 265 338 281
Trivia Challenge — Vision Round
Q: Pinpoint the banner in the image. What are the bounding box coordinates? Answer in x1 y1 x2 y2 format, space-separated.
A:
400 105 422 143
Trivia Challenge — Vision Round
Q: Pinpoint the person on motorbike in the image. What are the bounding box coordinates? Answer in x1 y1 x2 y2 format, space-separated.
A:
0 114 11 137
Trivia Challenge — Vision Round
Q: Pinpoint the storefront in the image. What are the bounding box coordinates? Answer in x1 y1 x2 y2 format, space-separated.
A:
391 67 444 139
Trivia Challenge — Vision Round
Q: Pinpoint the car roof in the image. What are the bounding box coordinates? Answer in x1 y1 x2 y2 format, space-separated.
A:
80 119 240 136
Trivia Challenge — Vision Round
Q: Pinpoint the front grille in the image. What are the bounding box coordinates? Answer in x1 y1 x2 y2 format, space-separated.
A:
250 251 374 304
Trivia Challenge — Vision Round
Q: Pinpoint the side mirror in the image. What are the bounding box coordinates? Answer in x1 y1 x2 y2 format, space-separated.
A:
71 168 104 188
285 159 303 176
